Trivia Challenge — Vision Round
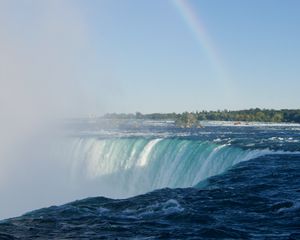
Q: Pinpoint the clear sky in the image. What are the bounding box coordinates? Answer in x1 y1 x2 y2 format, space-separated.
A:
1 0 300 115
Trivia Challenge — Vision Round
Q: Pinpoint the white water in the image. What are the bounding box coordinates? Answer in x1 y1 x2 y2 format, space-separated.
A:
64 137 270 198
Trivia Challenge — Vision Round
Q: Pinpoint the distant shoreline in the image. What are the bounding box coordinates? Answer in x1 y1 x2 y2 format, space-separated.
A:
102 109 300 124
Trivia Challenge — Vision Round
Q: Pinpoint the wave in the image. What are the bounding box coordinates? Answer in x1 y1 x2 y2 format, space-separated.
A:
65 137 275 198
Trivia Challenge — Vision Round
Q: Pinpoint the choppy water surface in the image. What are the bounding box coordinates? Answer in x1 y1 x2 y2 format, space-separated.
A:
0 120 300 239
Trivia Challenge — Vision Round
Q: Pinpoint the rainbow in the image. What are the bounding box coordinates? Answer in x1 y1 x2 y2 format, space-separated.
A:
171 0 229 83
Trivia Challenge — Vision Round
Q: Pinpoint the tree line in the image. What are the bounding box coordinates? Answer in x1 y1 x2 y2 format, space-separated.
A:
103 109 300 123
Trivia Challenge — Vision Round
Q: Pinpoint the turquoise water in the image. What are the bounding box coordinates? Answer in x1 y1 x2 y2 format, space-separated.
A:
1 121 300 239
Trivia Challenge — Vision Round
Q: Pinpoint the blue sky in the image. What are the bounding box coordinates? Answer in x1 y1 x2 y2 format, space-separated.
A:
1 0 300 115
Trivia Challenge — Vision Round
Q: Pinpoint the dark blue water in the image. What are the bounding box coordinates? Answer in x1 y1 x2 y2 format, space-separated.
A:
1 121 300 239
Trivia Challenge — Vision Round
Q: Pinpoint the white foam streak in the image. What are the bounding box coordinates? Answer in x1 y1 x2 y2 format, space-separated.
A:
137 139 162 166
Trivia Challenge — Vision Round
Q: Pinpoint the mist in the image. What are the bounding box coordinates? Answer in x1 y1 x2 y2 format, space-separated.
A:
0 0 107 219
